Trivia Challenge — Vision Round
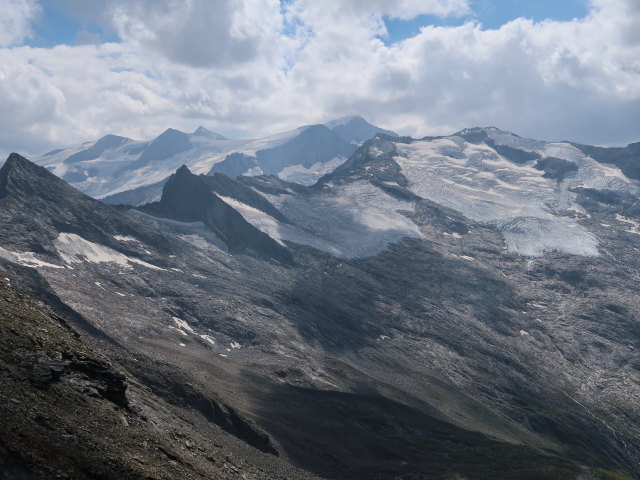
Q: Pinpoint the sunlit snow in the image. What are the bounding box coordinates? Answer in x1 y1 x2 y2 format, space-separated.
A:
0 246 65 269
394 139 601 256
54 233 165 270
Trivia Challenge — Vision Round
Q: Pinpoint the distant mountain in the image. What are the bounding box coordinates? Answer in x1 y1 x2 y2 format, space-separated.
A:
209 124 357 183
64 134 131 165
32 126 243 200
32 117 396 201
192 125 227 140
325 115 397 144
132 128 193 168
101 177 168 206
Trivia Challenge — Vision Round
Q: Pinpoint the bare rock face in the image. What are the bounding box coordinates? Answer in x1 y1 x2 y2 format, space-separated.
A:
0 153 170 256
139 165 293 264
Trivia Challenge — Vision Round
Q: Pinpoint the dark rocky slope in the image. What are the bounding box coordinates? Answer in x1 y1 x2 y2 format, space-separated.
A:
0 261 319 480
0 153 171 258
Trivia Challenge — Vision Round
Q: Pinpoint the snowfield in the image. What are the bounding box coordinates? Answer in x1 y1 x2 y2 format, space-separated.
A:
260 181 424 258
394 138 606 256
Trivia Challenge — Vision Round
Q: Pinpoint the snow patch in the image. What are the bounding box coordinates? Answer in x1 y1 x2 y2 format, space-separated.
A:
443 232 462 239
277 156 347 185
243 166 264 176
113 235 140 243
173 317 194 334
615 214 640 234
0 247 65 269
263 181 424 258
54 233 165 270
169 326 188 337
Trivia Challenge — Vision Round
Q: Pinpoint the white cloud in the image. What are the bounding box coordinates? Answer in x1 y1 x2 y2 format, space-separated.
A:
107 0 286 68
0 0 40 47
0 0 638 159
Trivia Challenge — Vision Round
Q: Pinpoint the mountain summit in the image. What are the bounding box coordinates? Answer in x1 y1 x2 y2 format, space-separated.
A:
324 115 398 144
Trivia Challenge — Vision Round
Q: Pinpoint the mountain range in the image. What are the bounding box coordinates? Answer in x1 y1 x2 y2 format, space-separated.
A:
1 121 639 479
32 116 396 205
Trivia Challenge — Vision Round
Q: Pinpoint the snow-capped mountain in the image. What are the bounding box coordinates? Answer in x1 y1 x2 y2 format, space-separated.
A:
35 126 250 200
187 128 638 259
208 124 356 183
2 123 640 479
31 116 397 203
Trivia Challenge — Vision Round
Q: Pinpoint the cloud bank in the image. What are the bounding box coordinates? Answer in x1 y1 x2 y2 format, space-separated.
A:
0 0 638 157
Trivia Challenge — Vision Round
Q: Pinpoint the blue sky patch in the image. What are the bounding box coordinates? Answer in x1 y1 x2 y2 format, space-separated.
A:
27 0 119 47
381 0 590 45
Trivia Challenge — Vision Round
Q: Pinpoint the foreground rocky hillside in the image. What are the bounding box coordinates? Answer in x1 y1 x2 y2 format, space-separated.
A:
1 122 639 479
0 261 318 480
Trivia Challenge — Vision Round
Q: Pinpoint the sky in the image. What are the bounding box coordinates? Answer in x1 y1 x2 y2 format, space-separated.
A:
0 0 638 158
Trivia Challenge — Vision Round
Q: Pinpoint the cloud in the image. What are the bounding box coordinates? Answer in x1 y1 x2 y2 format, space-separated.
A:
0 0 40 47
276 0 640 144
0 0 639 159
107 0 286 68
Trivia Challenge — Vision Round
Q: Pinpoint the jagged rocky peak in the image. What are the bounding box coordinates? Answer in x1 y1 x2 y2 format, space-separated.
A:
175 164 192 176
314 134 406 190
142 165 293 263
3 152 31 171
4 152 41 171
453 126 490 143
